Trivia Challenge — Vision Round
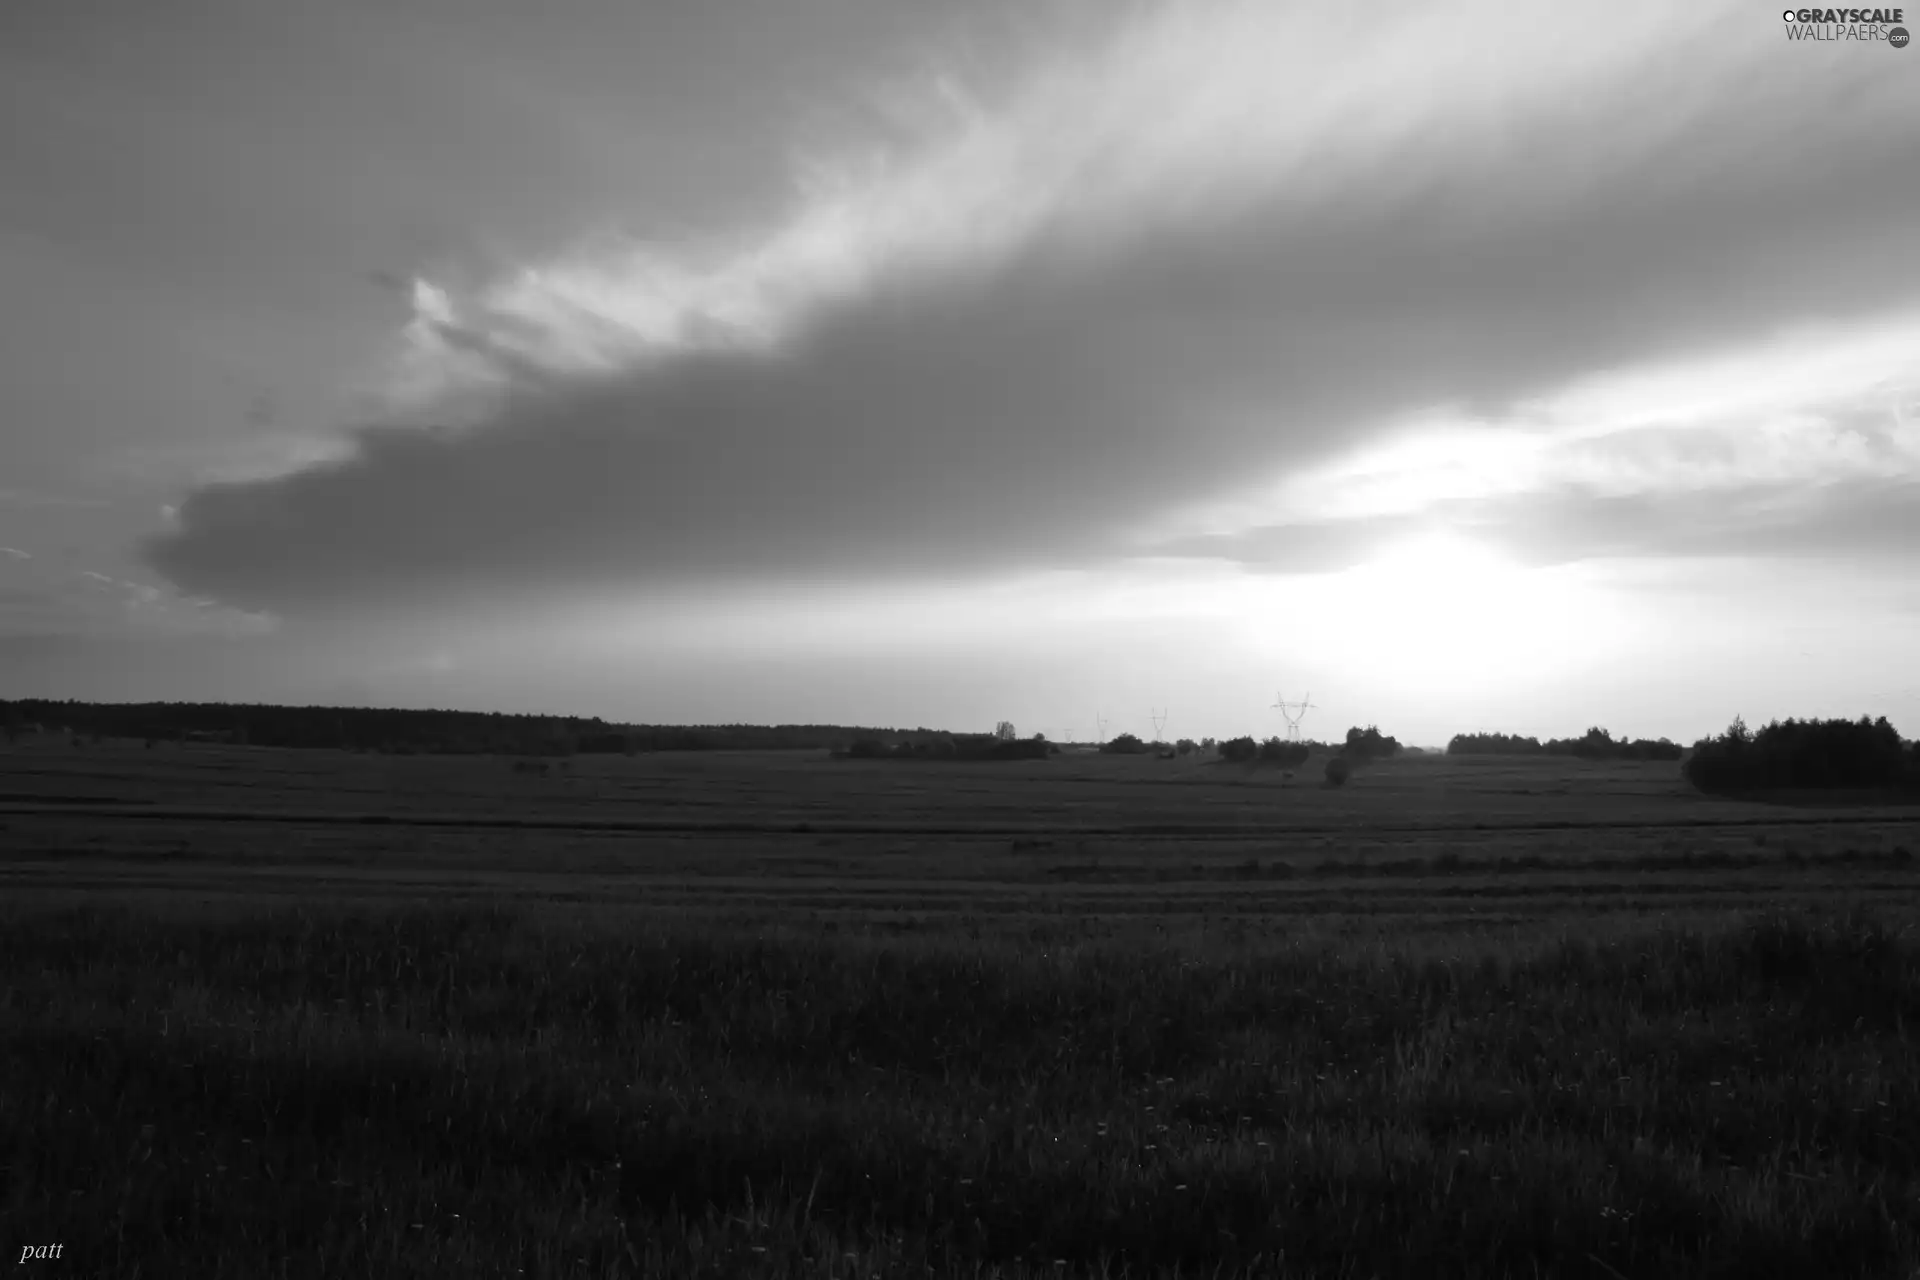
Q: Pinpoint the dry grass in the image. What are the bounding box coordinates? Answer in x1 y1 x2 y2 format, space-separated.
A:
3 743 1919 1276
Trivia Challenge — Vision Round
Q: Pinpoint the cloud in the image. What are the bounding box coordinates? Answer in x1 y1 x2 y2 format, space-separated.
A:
0 490 108 511
1144 312 1920 567
0 548 274 640
143 0 1920 615
105 431 360 488
1162 478 1920 575
75 571 166 605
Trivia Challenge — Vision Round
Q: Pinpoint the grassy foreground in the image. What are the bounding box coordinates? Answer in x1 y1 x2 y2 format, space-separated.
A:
3 902 1919 1278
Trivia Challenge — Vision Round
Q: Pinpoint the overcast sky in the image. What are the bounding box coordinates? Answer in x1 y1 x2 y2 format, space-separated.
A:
3 0 1917 745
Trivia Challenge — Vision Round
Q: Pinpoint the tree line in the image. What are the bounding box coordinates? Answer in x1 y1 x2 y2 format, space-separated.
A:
841 723 1056 761
0 700 956 757
1684 715 1920 795
1212 725 1401 767
9 700 1913 795
1446 728 1683 761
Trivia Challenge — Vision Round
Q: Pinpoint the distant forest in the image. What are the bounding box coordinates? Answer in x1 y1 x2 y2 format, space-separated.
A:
1447 728 1684 761
1452 718 1920 794
7 702 1916 794
1685 715 1920 796
0 700 965 757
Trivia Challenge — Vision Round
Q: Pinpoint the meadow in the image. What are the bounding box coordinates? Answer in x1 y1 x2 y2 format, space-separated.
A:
3 739 1919 1277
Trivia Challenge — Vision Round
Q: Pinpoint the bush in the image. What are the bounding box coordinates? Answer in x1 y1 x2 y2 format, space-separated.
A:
1218 735 1259 763
1685 715 1913 794
1101 733 1148 755
1324 756 1351 787
1175 738 1197 756
1447 732 1543 755
1343 725 1401 761
1259 738 1309 767
1568 726 1616 759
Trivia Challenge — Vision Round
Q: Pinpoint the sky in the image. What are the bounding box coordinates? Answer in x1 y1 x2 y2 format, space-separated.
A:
2 0 1917 747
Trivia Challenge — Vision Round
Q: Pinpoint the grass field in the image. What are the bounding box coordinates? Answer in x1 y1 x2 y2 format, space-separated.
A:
4 740 1919 1277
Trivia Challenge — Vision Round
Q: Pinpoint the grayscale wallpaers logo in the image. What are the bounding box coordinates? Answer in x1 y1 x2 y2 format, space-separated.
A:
1781 7 1909 43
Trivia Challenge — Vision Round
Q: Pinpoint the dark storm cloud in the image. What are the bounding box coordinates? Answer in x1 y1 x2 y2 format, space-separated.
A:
141 8 1920 615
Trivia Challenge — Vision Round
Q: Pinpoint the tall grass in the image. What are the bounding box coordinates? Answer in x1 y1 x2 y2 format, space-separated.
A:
4 902 1918 1277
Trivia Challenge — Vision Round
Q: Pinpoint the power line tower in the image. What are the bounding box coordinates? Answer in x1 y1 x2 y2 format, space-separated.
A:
1096 713 1109 745
1272 692 1315 742
1149 708 1167 743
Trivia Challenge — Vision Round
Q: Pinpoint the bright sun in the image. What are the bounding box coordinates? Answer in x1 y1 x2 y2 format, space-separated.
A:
1358 533 1518 611
1302 531 1596 689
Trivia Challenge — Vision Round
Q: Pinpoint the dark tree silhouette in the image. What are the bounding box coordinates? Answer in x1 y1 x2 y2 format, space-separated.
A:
1447 732 1543 755
1447 729 1681 760
1218 735 1259 762
1342 725 1402 761
1685 714 1912 794
1259 738 1310 767
0 700 1013 758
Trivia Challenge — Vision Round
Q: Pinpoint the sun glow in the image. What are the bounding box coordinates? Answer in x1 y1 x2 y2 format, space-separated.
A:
1300 532 1620 691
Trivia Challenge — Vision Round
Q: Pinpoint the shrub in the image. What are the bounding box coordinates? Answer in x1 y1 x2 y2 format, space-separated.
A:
1218 735 1259 763
1259 738 1309 767
1447 732 1542 755
1343 725 1401 761
1101 733 1148 755
1324 756 1352 787
1567 726 1615 759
